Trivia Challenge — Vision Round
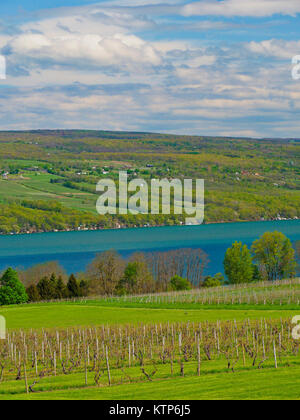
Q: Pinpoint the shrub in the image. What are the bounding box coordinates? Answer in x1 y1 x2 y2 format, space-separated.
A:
169 275 192 291
203 273 225 288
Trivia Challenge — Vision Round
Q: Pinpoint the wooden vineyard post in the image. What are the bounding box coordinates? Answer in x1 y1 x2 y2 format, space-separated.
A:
197 334 201 377
84 345 88 386
53 352 56 376
128 341 131 368
106 346 111 386
23 357 29 394
273 341 277 369
34 351 38 376
179 332 182 355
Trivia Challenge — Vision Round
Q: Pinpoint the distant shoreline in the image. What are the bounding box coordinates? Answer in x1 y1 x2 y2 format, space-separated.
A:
1 217 299 238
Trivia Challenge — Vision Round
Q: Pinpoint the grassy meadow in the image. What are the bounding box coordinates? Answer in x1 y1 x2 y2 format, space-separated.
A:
2 302 299 330
2 366 300 400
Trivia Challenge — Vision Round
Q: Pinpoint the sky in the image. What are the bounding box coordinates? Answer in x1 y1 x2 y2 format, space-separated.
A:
0 0 300 137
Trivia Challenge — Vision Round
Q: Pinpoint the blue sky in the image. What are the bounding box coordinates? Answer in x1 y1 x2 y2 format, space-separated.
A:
0 0 300 137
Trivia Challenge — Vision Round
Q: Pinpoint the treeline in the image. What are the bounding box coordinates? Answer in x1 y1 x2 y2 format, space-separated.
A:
26 274 88 302
0 200 184 234
0 200 181 234
1 194 299 235
21 248 209 302
0 201 102 234
0 200 190 235
224 232 298 283
0 234 298 305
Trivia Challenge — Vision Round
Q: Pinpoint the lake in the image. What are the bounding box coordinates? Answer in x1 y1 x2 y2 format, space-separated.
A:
0 220 299 276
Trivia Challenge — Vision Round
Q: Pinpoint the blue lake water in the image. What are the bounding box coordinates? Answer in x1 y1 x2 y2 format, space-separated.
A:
0 220 299 276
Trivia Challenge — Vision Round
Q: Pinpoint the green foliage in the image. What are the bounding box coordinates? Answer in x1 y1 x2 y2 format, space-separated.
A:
0 268 28 305
119 263 138 291
252 265 263 282
252 231 296 281
203 273 225 288
224 241 254 284
169 275 192 291
116 256 154 295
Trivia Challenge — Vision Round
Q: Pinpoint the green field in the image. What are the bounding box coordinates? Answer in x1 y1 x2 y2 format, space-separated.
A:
0 173 97 214
2 366 300 400
1 300 300 330
0 298 300 400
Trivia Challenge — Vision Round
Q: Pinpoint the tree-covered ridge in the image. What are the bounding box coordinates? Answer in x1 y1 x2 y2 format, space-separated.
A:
0 130 298 234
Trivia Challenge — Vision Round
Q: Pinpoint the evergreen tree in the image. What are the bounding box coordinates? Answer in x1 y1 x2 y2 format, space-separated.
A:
26 284 41 302
0 268 28 305
79 280 89 297
49 273 58 291
224 241 254 284
37 276 56 300
67 274 81 298
56 276 67 299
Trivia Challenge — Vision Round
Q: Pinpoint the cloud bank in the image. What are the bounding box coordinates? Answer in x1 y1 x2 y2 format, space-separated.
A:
0 0 299 137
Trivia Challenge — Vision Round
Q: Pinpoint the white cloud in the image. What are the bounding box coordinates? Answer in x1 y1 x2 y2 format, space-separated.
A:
247 39 300 59
182 0 300 17
6 31 162 69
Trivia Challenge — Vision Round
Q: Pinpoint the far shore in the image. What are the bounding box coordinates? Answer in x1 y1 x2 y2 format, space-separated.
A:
0 217 299 238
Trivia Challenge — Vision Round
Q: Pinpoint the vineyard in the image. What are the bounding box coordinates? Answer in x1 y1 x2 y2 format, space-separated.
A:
23 278 300 308
1 279 300 399
0 318 299 399
110 278 300 307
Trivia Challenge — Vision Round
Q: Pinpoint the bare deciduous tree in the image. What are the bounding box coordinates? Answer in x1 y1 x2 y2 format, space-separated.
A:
86 250 125 295
145 248 209 290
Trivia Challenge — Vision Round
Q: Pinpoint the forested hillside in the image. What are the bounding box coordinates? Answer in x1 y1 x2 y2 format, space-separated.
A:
0 130 299 234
